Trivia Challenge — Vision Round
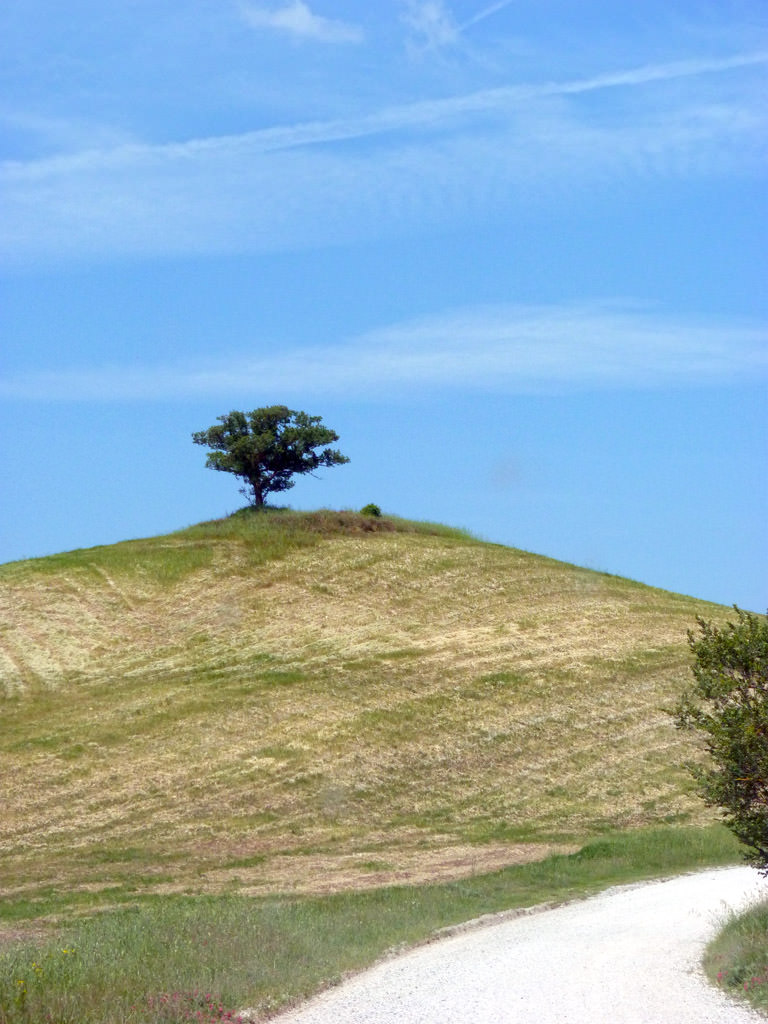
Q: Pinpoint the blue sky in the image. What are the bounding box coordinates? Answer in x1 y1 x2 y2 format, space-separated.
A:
2 0 766 611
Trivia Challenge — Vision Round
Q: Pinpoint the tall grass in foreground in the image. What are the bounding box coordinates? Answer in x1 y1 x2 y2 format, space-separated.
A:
0 826 742 1024
705 898 768 1016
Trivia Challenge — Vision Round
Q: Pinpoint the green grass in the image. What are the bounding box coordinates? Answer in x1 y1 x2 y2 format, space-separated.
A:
1 537 215 586
0 825 743 1024
1 508 473 587
705 897 768 1016
177 506 475 557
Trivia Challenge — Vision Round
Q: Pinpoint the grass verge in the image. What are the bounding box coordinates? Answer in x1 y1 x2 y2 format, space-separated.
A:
705 897 768 1017
0 825 743 1024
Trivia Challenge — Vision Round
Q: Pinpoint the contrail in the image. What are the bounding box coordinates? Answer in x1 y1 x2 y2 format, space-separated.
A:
460 0 516 32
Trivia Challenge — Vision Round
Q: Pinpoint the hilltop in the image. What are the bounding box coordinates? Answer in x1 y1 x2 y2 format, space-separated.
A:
0 509 727 903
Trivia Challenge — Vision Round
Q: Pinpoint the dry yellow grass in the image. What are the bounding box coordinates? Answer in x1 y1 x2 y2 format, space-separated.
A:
0 511 727 900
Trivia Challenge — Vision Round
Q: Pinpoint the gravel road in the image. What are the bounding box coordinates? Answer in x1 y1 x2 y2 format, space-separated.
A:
269 867 767 1024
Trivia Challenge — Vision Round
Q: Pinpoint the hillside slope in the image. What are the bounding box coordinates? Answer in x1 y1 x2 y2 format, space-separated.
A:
0 510 726 900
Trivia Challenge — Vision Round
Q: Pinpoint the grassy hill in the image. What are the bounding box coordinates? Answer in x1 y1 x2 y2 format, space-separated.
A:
0 508 728 909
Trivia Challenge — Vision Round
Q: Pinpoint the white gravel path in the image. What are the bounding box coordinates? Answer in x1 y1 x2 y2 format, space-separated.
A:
269 867 767 1024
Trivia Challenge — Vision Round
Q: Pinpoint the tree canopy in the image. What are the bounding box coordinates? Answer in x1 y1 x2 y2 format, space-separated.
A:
192 406 349 508
675 608 768 872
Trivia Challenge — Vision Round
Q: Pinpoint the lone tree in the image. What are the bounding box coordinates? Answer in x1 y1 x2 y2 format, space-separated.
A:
675 608 768 872
192 406 349 508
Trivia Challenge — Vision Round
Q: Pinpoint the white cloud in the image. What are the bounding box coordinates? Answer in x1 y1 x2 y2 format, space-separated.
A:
401 0 460 51
1 52 765 263
360 304 768 388
3 303 766 402
240 2 363 43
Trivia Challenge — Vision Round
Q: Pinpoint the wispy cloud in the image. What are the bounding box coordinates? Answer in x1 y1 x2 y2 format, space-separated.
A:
240 1 363 43
8 51 766 162
3 303 765 401
460 0 517 33
2 52 765 263
401 1 460 51
400 0 516 51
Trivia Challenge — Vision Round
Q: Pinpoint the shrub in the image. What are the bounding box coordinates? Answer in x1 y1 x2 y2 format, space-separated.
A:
675 608 768 871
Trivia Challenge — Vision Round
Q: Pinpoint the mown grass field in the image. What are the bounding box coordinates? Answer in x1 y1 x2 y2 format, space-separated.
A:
0 508 748 1020
0 509 731 907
